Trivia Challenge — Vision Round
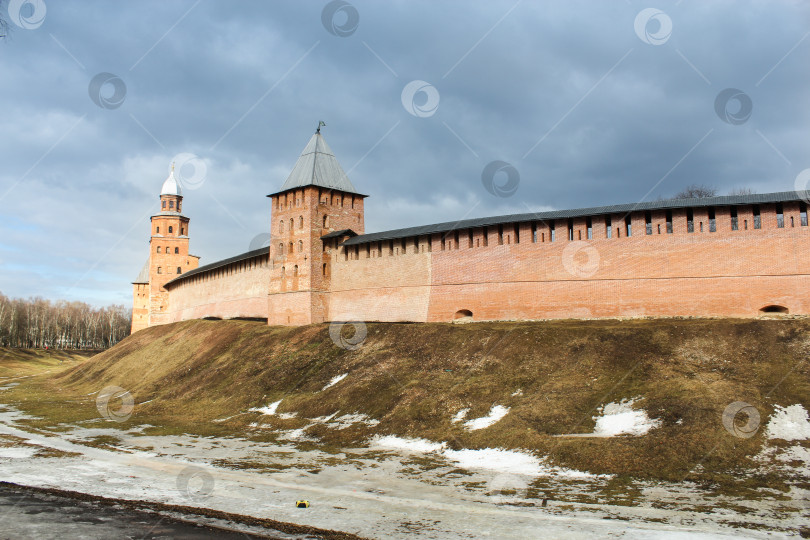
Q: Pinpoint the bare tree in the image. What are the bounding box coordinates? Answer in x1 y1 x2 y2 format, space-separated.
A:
728 187 756 196
0 293 131 349
672 184 718 199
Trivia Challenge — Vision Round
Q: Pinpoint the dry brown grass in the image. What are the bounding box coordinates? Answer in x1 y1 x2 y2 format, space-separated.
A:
2 318 809 490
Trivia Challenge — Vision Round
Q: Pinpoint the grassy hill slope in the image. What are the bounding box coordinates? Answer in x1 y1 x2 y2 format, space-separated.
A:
3 318 809 489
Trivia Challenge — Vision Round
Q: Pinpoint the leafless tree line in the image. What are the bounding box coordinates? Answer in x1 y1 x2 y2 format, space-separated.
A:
0 293 131 349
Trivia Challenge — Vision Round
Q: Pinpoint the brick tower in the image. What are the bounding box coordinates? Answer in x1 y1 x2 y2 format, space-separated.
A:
267 128 366 325
131 166 199 333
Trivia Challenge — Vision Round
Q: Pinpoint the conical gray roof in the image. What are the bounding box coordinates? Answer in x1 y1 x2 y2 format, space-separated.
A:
278 132 359 194
132 259 150 284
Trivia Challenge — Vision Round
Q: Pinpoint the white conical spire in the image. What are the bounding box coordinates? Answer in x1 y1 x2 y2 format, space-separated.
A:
279 131 358 193
161 163 182 196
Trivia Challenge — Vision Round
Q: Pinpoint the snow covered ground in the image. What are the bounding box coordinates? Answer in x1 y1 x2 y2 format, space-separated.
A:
0 405 806 539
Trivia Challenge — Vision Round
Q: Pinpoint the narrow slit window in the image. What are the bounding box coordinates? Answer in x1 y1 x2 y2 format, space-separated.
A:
498 225 504 245
625 215 632 237
550 223 556 242
567 219 574 241
532 222 538 243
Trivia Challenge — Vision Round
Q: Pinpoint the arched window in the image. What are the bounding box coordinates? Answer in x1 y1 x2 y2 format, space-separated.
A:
293 265 298 276
180 227 184 235
279 221 284 233
760 305 788 314
289 242 293 254
169 201 174 209
174 247 179 254
156 227 160 234
281 266 285 278
323 215 328 228
323 263 327 276
168 226 173 234
162 201 166 209
290 218 294 233
298 240 303 253
299 216 304 229
156 246 161 253
454 309 473 320
176 267 181 274
157 267 162 274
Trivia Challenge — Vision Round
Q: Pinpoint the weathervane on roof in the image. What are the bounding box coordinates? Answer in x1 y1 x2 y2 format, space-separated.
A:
316 120 326 134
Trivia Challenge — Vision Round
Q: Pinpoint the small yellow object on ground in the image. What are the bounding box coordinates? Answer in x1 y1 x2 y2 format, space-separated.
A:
296 500 310 508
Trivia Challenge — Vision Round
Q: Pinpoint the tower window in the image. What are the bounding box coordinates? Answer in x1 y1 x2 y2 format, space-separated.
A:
731 207 739 231
666 210 673 233
162 201 166 209
169 201 174 209
177 267 181 274
169 226 173 234
549 223 555 242
174 247 179 254
293 265 298 276
645 212 652 235
625 215 632 236
753 205 761 229
532 222 538 243
586 217 593 240
156 227 160 234
687 209 694 233
299 216 304 229
708 208 716 232
180 227 184 235
157 267 162 274
776 204 784 228
279 221 284 233
323 263 327 276
298 240 303 253
323 215 328 228
606 216 612 239
567 219 573 241
156 246 161 253
800 202 808 226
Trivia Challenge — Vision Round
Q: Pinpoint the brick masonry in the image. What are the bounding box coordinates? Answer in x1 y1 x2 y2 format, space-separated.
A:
133 183 810 331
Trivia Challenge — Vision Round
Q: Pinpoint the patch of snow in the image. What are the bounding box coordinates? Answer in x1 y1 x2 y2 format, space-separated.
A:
329 413 379 429
0 447 38 458
444 448 603 479
451 408 469 424
312 412 338 423
249 400 282 415
463 405 510 431
511 389 523 397
278 412 297 420
371 435 447 453
322 373 348 390
766 404 810 441
592 398 661 437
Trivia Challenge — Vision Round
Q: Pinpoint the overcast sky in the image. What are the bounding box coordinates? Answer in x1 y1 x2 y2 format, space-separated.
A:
0 0 808 307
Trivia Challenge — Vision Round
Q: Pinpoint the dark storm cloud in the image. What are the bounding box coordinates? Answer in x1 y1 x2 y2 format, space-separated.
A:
0 0 808 305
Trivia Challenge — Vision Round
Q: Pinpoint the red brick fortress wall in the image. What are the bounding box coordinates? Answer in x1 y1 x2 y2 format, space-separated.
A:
327 202 809 323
